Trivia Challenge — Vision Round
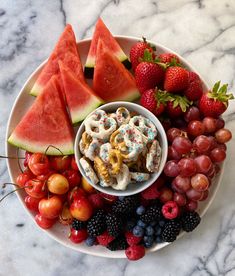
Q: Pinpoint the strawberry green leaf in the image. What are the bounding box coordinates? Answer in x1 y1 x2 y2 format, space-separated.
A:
155 90 173 107
212 81 220 93
169 95 193 112
209 81 234 103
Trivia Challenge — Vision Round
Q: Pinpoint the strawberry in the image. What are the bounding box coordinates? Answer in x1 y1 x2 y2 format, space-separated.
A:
130 38 156 71
164 66 189 92
140 88 172 116
97 231 114 246
159 52 180 65
125 245 145 261
184 72 203 101
125 232 142 246
198 81 234 118
166 95 192 118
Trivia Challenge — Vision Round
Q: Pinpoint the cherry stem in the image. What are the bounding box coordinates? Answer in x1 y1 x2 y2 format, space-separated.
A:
2 183 19 188
17 148 23 173
0 155 25 159
0 187 24 204
45 145 64 156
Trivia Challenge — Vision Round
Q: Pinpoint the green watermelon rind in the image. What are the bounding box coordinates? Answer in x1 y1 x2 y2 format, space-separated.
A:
109 88 140 102
30 83 41 97
70 97 104 124
8 134 74 156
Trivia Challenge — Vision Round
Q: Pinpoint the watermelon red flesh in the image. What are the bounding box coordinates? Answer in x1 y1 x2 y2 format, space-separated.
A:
9 76 74 155
59 61 103 124
84 18 131 78
93 39 140 102
30 24 84 96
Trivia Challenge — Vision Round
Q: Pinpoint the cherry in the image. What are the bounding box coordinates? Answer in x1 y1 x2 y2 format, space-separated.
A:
24 196 40 212
59 203 73 225
24 152 32 167
47 173 69 195
50 156 71 171
69 228 88 243
70 197 93 221
38 195 63 219
62 169 81 189
81 177 95 193
71 156 78 171
28 153 50 176
67 187 86 204
16 170 34 188
35 213 56 229
36 170 55 181
25 179 47 199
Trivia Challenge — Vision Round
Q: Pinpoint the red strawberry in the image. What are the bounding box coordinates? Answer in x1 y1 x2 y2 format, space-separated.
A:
184 72 203 101
125 232 142 246
198 81 234 118
135 62 165 93
166 95 192 118
164 66 189 92
140 89 172 116
125 245 145 261
88 193 104 209
159 52 180 64
97 231 114 246
141 181 160 200
130 38 156 71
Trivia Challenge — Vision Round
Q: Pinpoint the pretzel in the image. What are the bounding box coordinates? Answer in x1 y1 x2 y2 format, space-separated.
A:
79 139 85 155
110 124 144 161
100 177 116 187
112 164 131 190
130 172 150 182
116 107 131 126
109 149 123 175
146 140 162 172
94 156 110 183
79 157 98 185
129 115 157 144
99 142 112 163
84 110 117 140
84 138 102 161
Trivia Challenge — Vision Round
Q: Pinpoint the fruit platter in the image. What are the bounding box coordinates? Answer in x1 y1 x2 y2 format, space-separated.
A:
5 18 233 261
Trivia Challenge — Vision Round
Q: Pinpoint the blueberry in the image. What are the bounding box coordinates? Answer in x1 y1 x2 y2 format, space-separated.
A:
156 235 163 243
159 220 166 227
155 227 162 236
85 236 96 247
137 220 146 228
133 225 144 237
119 196 125 201
136 206 145 215
144 236 154 248
145 226 154 236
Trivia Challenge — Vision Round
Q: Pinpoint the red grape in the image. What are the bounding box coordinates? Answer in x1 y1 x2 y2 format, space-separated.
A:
187 120 205 136
168 146 182 160
186 188 203 201
164 160 179 177
215 128 232 144
208 136 217 150
216 143 227 151
173 192 187 206
194 155 212 174
193 135 211 153
216 118 225 130
185 200 198 211
191 173 209 192
178 158 197 177
206 165 216 179
167 128 181 143
199 190 209 201
202 117 217 133
173 175 191 192
159 187 173 203
184 106 200 122
172 136 192 154
210 148 226 163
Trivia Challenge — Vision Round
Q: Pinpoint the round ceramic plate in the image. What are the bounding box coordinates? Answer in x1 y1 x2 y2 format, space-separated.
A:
6 36 224 258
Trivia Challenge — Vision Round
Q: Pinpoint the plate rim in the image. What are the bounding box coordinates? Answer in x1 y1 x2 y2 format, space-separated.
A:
5 35 225 258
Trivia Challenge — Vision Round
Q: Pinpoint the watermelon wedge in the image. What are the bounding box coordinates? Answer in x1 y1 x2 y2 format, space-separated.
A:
93 39 140 102
30 24 84 96
8 76 74 155
84 18 131 78
59 61 103 124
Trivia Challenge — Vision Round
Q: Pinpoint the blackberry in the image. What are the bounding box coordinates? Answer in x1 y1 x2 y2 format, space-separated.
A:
87 210 106 237
112 195 140 217
161 219 181 242
181 211 201 232
140 205 162 224
107 235 128 251
106 213 123 237
71 219 87 230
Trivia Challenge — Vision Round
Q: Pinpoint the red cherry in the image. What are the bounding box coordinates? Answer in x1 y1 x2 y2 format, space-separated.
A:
38 195 63 219
50 156 71 171
67 187 86 204
36 170 55 181
69 228 88 243
62 169 81 189
35 213 56 229
16 171 34 188
71 156 78 171
24 196 40 212
25 179 47 199
28 153 50 176
69 197 93 221
24 152 32 167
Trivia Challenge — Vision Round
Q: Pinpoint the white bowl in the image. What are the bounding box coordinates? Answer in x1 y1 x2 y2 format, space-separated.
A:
6 36 224 258
75 101 168 196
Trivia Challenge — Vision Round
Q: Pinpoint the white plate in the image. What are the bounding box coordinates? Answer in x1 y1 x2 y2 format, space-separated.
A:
5 36 224 258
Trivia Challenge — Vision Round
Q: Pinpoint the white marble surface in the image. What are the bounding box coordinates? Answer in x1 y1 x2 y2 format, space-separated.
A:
0 0 235 275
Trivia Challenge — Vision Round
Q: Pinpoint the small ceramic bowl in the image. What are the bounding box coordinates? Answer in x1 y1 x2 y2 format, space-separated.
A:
74 101 168 196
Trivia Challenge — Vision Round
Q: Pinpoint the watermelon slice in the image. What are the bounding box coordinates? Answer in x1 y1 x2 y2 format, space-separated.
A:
93 39 140 102
84 18 131 78
59 61 103 124
30 24 84 96
8 76 74 155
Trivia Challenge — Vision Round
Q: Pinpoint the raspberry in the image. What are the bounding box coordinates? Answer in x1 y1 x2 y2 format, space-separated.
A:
125 232 142 246
141 181 160 200
162 201 179 219
97 231 115 246
140 89 156 113
88 193 104 209
125 245 145 261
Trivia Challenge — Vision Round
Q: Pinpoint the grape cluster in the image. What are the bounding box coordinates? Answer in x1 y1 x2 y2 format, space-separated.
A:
163 107 232 211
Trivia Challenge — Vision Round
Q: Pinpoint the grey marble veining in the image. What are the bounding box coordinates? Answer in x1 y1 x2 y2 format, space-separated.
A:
0 0 235 275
